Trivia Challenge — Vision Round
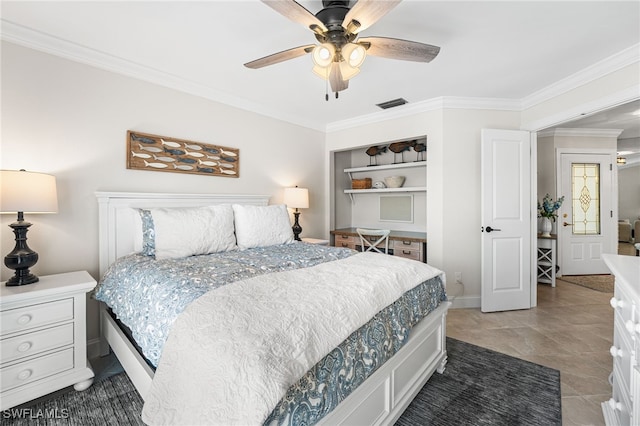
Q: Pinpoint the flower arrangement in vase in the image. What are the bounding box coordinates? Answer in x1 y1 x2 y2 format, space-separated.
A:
537 193 565 237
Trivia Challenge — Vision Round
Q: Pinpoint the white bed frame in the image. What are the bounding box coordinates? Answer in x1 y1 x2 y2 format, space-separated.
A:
96 191 450 425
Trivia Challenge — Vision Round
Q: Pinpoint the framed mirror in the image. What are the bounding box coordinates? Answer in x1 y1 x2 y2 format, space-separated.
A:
380 195 413 222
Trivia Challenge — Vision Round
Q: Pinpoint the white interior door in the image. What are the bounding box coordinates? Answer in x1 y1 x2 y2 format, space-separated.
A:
558 153 616 275
481 129 532 312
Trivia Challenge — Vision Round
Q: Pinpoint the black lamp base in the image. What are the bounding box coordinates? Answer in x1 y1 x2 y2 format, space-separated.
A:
4 214 40 286
5 270 39 286
292 210 302 241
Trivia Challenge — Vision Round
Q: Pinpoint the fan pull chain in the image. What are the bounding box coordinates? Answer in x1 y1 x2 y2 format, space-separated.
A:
325 71 329 101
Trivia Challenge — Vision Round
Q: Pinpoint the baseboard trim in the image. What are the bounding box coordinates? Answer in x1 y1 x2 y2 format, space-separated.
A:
449 295 480 309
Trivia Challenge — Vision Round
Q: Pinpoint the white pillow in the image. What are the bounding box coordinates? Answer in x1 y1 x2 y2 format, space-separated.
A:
146 205 237 259
232 204 294 249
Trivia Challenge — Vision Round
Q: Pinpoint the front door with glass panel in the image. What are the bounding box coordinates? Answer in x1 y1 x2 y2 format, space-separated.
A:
559 153 615 275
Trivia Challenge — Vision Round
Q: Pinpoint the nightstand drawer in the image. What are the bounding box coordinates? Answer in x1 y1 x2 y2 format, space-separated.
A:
1 298 74 335
1 348 74 391
1 323 74 364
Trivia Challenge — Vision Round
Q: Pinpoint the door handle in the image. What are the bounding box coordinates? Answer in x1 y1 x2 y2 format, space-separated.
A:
563 221 573 227
485 226 502 233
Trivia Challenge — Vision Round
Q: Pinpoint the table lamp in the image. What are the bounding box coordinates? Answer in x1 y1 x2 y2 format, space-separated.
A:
1 170 58 286
283 186 309 241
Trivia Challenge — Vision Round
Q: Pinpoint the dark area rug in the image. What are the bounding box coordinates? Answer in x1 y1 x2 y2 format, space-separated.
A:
396 337 562 426
2 338 560 426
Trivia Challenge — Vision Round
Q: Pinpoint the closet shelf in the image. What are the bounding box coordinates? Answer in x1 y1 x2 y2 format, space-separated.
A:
344 186 427 194
344 161 426 174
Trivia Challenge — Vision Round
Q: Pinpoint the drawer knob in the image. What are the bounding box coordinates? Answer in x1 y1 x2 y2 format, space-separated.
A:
403 250 411 255
608 398 623 411
625 320 640 334
402 241 411 245
17 341 33 353
609 346 623 358
17 314 32 325
17 369 33 381
609 297 624 309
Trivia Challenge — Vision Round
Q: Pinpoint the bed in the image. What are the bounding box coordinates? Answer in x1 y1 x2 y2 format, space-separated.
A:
95 191 450 425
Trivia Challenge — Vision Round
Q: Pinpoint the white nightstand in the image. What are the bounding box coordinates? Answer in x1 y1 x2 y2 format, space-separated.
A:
301 237 330 246
1 271 96 410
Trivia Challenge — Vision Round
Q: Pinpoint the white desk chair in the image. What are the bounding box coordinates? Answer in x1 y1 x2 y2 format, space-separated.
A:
356 228 390 254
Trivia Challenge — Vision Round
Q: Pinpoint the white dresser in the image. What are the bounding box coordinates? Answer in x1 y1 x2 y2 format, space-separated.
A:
603 254 640 426
0 271 96 410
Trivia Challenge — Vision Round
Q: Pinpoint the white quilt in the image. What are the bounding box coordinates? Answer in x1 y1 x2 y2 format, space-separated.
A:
141 252 443 426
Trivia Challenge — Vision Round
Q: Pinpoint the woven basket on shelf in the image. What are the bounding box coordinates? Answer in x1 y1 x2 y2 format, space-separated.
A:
351 178 372 189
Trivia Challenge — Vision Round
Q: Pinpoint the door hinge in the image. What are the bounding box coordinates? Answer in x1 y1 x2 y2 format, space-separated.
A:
610 163 613 171
611 210 613 218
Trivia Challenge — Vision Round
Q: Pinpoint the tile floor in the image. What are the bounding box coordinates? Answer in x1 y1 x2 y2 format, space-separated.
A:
447 280 613 426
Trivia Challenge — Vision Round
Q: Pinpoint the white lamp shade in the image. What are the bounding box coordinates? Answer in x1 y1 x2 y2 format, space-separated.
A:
312 43 335 68
283 187 309 209
312 64 331 80
342 43 366 68
0 170 58 213
339 61 361 80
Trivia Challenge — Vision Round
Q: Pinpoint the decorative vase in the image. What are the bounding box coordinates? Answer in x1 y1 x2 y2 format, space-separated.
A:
540 217 552 238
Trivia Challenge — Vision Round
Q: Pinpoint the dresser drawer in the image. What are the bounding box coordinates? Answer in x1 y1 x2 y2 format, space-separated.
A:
1 299 74 335
610 366 632 426
612 315 633 394
1 323 74 364
334 234 356 250
1 348 74 391
613 282 634 325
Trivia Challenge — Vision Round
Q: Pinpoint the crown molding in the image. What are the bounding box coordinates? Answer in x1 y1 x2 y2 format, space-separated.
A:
537 128 624 139
326 97 521 132
522 43 640 110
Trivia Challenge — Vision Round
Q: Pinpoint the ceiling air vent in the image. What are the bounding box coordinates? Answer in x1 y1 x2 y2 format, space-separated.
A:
376 98 408 109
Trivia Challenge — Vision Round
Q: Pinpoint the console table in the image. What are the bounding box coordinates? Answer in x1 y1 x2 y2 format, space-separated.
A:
331 228 427 263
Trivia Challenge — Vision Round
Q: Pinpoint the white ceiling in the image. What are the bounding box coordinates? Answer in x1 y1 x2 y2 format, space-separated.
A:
1 1 639 132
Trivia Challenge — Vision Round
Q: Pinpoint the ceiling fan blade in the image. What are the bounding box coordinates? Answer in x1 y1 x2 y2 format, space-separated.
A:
359 37 440 62
343 0 402 34
261 0 328 33
244 45 315 69
329 63 349 93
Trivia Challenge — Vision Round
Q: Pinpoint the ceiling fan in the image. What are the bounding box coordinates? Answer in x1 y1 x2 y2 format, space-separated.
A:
244 0 441 99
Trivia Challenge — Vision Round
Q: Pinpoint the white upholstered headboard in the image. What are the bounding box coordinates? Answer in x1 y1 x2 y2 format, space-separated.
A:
95 192 270 276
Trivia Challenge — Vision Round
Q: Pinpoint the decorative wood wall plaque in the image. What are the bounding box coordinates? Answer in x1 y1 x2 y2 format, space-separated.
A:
126 130 239 178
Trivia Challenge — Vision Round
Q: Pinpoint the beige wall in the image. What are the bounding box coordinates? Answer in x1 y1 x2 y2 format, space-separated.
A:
1 41 326 351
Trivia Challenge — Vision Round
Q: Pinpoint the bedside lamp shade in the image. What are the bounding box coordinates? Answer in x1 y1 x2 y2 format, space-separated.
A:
1 170 58 214
283 187 309 241
283 187 309 210
1 170 58 286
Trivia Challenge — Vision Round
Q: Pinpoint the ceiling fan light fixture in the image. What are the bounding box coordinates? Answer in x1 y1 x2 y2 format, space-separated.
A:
342 43 366 68
339 60 360 80
312 64 331 80
312 43 335 68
